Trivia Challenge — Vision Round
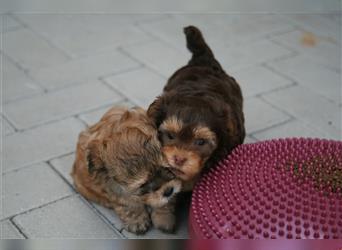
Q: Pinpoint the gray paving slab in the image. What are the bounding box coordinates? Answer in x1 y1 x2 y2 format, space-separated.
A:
3 28 69 71
282 14 341 42
78 101 134 126
104 68 166 109
49 153 127 232
217 39 294 72
4 81 123 130
1 220 25 239
271 29 340 71
139 14 293 51
262 85 341 139
267 54 341 104
3 15 22 32
3 57 43 103
2 163 74 219
15 14 153 58
3 118 85 173
244 97 291 134
91 204 124 232
13 196 121 238
49 153 75 186
30 49 140 90
326 13 341 24
183 14 294 48
123 40 188 78
244 136 258 143
1 116 15 136
124 35 292 77
232 65 293 98
253 119 331 141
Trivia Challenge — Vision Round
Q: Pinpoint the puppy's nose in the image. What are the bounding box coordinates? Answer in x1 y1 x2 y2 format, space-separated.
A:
163 187 174 198
173 155 186 166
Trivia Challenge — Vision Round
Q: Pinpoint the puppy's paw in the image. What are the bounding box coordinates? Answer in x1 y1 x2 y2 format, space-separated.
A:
151 211 176 233
124 212 151 235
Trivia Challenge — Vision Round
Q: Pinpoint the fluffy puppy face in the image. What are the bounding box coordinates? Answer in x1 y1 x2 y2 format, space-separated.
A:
87 108 181 208
148 95 236 181
158 116 217 181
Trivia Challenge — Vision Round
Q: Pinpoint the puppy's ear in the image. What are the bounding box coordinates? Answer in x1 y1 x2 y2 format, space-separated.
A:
86 139 105 175
147 96 166 127
119 110 131 122
224 105 245 148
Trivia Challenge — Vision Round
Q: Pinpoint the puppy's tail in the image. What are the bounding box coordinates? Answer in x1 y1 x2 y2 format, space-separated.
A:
184 26 222 70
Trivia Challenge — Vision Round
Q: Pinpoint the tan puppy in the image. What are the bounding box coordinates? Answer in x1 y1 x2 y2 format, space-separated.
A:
71 106 182 234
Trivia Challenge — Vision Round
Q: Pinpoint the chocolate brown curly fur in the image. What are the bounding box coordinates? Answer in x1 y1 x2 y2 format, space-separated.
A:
148 26 245 190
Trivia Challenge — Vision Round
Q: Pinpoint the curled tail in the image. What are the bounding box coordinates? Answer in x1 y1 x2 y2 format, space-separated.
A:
183 26 223 70
184 26 214 58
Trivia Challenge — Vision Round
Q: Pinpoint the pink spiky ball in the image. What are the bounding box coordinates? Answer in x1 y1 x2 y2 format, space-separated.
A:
189 138 342 239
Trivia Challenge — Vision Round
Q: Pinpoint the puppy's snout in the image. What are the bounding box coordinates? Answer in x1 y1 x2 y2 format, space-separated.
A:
173 155 187 166
163 187 174 198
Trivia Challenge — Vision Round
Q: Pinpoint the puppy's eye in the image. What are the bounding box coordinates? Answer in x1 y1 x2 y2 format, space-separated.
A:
166 132 175 140
194 138 206 146
138 182 149 194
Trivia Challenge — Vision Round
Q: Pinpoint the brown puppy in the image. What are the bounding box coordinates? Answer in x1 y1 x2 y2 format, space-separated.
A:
148 26 245 190
71 106 182 234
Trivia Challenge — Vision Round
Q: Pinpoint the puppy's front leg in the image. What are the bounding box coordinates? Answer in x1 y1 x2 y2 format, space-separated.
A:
114 204 151 235
151 199 176 233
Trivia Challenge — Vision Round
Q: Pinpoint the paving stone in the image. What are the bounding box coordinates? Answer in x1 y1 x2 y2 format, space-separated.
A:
244 97 291 134
3 15 22 32
2 163 74 219
124 37 291 77
49 152 126 232
139 14 293 51
270 29 340 71
13 196 120 238
138 15 214 54
104 68 166 108
282 14 340 42
16 14 153 58
3 117 85 173
253 119 331 141
123 40 188 78
262 85 341 139
78 101 134 126
1 220 25 239
184 14 294 47
30 49 140 90
1 116 15 136
122 192 190 239
326 13 341 24
49 153 124 231
91 204 124 232
232 65 293 98
268 55 340 104
3 57 43 103
4 81 123 130
49 153 76 185
244 136 258 144
3 28 69 71
218 39 293 72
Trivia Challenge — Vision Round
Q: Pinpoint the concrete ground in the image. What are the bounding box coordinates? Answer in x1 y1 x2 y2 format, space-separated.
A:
1 13 341 239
